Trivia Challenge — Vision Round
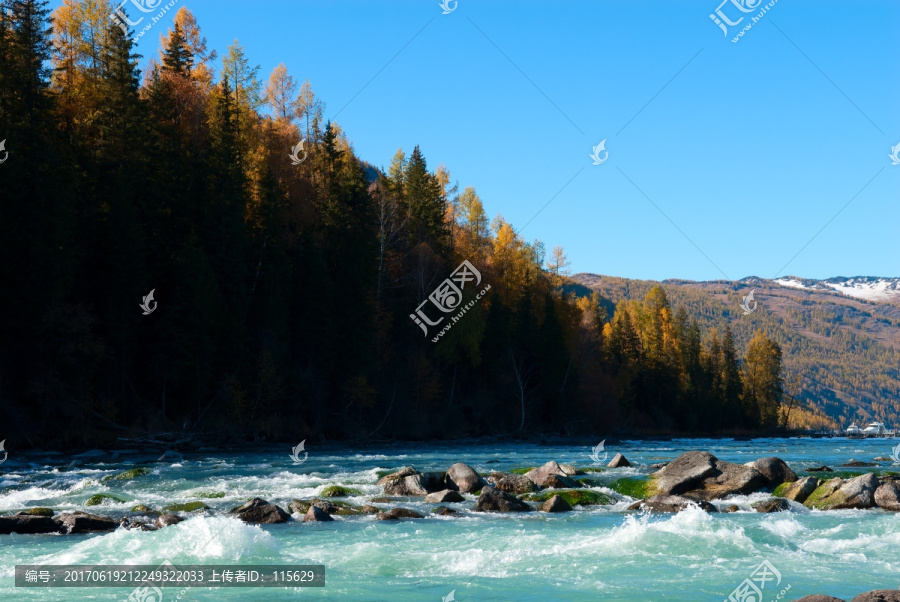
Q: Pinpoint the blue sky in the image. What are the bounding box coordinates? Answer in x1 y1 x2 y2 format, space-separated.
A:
98 0 898 281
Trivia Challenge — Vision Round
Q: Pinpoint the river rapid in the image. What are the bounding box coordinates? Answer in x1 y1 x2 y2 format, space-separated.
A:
2 438 899 601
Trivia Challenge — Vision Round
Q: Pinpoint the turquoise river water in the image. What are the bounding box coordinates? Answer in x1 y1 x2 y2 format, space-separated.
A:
1 438 899 601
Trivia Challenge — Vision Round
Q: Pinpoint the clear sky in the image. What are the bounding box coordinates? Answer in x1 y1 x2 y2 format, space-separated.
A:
93 0 898 281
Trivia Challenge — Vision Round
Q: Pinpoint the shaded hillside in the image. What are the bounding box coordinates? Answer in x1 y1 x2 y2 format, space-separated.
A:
571 274 900 427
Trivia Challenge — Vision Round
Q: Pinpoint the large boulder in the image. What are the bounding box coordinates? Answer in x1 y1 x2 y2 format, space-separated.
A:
524 461 568 488
444 463 485 493
874 481 900 511
302 506 334 522
541 495 572 513
627 494 717 514
851 591 900 602
775 476 820 504
651 451 767 500
54 512 118 534
804 474 879 510
474 486 533 513
229 498 291 524
378 467 430 496
649 451 718 496
157 514 182 528
558 464 582 476
746 457 797 486
0 515 61 535
607 453 631 468
487 472 538 494
425 489 465 504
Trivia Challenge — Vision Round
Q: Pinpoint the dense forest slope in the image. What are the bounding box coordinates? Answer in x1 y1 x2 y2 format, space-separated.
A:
572 274 900 427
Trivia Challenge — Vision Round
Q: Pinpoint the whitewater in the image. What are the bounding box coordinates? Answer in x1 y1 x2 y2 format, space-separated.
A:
2 438 898 600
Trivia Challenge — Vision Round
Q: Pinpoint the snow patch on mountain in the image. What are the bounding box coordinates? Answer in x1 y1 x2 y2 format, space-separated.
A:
775 276 900 302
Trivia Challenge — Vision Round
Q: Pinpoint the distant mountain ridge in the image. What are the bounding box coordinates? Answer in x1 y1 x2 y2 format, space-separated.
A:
571 273 900 428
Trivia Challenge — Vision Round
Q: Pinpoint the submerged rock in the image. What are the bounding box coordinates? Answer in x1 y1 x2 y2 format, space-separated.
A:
774 476 820 504
0 515 60 535
607 453 631 468
445 463 485 493
751 498 791 513
842 459 876 467
359 505 381 514
628 494 717 514
487 472 538 494
425 489 465 503
229 498 291 523
874 481 900 511
807 466 833 472
376 508 424 520
804 474 879 510
541 495 572 513
746 457 797 486
319 485 362 498
475 486 533 512
157 514 182 528
521 489 613 507
851 591 900 602
55 512 118 534
431 505 458 516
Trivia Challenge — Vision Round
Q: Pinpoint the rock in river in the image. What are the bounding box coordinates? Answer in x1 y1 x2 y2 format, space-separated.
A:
475 486 533 513
230 498 291 524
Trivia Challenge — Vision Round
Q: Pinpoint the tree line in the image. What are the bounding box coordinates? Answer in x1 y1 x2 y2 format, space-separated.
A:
0 0 786 447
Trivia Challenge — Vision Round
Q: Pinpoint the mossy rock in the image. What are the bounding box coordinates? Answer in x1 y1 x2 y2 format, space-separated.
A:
509 467 535 475
574 477 596 486
197 491 226 499
20 507 54 516
520 489 613 506
164 501 209 512
320 485 363 498
375 470 394 479
370 497 393 503
86 493 126 506
102 467 149 482
608 477 651 500
581 467 605 473
772 482 792 497
131 504 152 512
329 501 362 515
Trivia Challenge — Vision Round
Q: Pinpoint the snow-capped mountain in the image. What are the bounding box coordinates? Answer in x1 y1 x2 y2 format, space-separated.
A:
774 276 900 303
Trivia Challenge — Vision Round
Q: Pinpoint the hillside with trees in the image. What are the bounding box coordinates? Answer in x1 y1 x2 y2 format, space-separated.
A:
573 274 900 429
1 0 788 446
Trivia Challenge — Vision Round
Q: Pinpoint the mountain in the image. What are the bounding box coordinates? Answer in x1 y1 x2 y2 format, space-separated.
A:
570 274 900 428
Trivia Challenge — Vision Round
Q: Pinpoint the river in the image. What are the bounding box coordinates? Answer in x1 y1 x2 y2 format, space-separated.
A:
2 438 899 600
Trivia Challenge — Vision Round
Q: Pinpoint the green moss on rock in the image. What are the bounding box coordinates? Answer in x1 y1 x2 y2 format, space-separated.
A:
20 507 54 516
772 482 791 498
102 467 149 482
197 491 226 499
131 504 152 512
520 489 613 506
581 467 605 473
320 485 363 498
86 493 126 506
608 477 651 500
509 467 535 475
164 501 209 512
